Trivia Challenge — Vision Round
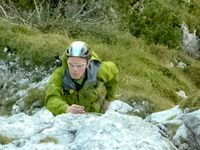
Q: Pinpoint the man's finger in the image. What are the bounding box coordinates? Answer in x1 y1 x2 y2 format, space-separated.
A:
71 104 85 109
69 106 85 114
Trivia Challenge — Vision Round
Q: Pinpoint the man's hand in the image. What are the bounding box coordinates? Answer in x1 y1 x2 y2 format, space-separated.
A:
67 104 85 114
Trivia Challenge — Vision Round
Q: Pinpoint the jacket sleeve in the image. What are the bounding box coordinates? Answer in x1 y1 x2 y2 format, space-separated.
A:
45 67 69 115
97 61 119 101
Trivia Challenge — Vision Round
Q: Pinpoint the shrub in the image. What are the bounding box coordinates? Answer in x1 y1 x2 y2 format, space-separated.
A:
1 0 117 31
129 0 181 49
113 0 199 49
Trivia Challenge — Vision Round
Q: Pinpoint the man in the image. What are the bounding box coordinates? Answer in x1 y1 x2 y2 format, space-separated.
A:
45 41 118 115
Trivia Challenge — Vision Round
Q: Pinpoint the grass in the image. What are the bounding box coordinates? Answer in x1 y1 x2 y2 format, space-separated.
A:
180 93 200 111
0 21 70 68
0 20 200 114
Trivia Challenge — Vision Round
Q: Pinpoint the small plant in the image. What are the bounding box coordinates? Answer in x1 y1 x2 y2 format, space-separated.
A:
23 88 45 114
0 97 19 116
0 134 16 145
126 96 154 118
40 136 58 144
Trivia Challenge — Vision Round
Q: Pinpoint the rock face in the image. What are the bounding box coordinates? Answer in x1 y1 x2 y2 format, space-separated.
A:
0 107 176 150
183 110 200 149
181 23 200 59
146 105 200 150
0 59 49 116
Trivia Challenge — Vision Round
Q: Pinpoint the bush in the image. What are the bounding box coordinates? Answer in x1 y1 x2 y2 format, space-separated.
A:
1 0 117 31
179 0 200 36
129 0 181 49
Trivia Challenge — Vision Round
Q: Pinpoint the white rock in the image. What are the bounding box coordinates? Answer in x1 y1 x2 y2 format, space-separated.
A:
177 61 187 69
0 109 176 150
145 105 183 123
107 100 133 114
173 125 187 146
25 60 31 66
3 47 8 53
9 62 15 67
176 90 187 99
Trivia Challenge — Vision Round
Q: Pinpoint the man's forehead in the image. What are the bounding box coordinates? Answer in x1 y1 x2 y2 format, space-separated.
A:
68 57 87 63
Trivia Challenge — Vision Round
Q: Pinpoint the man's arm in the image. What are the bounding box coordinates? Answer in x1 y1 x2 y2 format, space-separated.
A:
98 61 119 101
45 67 68 115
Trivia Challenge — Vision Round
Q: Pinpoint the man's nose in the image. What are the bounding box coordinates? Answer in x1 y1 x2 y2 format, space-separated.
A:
72 67 79 71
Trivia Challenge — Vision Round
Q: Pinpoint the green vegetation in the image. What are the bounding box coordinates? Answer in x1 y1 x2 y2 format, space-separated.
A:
0 0 200 114
165 124 181 140
113 0 200 48
23 88 45 114
183 63 200 89
0 134 16 145
129 0 181 48
0 96 19 116
180 93 200 111
0 21 68 68
126 96 154 118
40 136 59 144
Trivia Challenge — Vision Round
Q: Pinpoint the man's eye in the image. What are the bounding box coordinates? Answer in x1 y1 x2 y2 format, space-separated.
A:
69 63 75 67
68 62 85 68
77 64 83 67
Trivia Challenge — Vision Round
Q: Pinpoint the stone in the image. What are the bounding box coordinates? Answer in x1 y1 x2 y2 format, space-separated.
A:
0 108 177 150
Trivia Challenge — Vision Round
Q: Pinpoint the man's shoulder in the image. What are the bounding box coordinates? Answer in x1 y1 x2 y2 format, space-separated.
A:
100 61 117 69
50 65 66 78
97 61 118 79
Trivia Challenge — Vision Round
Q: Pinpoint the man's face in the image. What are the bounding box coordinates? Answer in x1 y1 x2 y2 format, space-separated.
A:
67 57 88 80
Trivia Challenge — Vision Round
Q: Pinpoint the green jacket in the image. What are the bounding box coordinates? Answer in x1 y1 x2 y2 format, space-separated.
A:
45 51 118 115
